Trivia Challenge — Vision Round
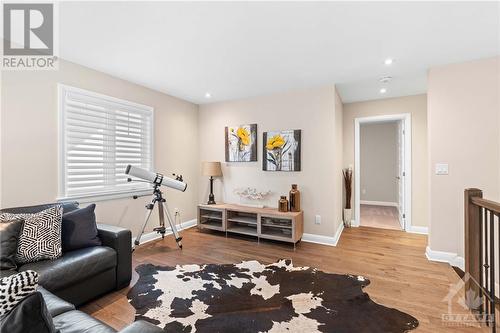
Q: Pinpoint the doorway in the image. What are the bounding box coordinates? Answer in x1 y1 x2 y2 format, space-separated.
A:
353 114 412 231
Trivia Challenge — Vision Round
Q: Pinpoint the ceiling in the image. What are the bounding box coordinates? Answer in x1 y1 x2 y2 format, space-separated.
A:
59 2 499 104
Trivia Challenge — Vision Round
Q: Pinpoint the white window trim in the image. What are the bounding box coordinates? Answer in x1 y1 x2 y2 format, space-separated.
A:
57 84 155 203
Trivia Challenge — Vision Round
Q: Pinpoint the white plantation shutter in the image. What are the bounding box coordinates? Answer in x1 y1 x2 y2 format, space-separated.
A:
59 85 153 199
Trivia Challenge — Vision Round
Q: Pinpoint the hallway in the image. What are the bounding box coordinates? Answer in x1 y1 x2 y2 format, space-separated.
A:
360 204 402 230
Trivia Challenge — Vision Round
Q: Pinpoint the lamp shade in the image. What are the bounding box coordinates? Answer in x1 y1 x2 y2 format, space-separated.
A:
202 161 222 177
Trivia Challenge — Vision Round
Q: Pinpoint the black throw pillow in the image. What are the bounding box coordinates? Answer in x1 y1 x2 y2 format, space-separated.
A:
0 291 56 333
0 219 23 270
61 204 101 252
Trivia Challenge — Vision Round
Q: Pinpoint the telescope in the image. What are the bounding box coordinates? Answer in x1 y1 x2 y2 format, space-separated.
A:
125 165 186 249
125 165 187 192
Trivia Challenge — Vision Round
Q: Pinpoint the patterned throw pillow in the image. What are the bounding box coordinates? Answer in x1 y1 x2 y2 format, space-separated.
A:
0 206 63 264
0 270 38 318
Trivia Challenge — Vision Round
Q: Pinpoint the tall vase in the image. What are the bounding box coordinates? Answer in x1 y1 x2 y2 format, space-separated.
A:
289 184 301 212
343 208 352 228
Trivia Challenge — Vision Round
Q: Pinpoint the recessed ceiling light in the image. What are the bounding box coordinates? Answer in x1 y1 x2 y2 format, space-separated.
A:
380 88 387 94
379 76 392 83
205 92 211 98
384 58 394 65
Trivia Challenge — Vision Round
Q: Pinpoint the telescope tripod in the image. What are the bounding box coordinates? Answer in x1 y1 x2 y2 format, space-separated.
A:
134 185 183 249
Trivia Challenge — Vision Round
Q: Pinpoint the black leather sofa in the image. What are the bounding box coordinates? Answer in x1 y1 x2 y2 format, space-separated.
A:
0 202 132 306
0 202 163 332
1 286 163 333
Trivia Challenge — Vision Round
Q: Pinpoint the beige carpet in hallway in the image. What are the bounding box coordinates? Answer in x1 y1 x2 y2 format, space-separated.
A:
360 204 402 230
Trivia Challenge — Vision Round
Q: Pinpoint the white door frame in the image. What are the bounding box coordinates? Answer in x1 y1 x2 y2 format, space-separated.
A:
353 113 412 231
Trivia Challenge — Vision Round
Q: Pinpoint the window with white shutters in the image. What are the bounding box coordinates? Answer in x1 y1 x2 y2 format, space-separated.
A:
59 84 153 200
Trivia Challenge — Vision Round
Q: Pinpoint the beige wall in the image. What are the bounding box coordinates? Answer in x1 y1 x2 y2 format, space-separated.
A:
0 70 3 208
198 86 343 237
334 89 344 229
0 60 199 237
498 58 500 203
427 57 500 257
360 122 399 203
343 94 428 227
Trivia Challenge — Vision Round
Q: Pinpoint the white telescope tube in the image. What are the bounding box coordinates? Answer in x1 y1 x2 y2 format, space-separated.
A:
125 165 187 192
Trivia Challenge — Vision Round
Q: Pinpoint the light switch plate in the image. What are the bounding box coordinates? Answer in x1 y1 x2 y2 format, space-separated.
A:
315 215 321 224
435 163 449 175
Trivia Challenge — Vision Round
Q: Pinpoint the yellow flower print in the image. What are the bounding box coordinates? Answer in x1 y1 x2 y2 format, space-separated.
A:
237 127 250 146
266 135 285 150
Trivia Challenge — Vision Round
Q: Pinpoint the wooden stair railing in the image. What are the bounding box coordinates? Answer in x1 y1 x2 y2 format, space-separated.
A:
465 188 500 332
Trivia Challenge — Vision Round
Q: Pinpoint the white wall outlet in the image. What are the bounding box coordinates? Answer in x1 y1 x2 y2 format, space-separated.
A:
315 215 321 224
435 163 449 175
362 188 366 195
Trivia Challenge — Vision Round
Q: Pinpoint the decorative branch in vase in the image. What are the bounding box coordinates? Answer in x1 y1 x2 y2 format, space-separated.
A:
343 167 353 227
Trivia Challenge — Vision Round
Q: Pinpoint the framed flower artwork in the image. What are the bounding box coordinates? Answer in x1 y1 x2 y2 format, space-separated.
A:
263 130 301 171
225 124 257 162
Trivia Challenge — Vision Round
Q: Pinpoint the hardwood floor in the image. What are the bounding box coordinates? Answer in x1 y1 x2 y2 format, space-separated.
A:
81 226 492 332
360 204 402 230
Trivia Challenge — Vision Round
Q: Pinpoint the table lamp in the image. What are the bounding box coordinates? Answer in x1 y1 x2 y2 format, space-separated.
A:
202 161 222 204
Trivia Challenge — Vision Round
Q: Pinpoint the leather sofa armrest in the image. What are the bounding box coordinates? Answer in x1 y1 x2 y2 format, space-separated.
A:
0 292 56 333
38 287 75 317
118 321 164 333
97 224 132 289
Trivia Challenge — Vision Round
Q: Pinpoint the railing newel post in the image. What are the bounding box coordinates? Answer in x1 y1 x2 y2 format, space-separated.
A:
464 188 483 314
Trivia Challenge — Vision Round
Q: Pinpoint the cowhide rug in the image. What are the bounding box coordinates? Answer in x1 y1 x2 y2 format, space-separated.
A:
127 259 418 332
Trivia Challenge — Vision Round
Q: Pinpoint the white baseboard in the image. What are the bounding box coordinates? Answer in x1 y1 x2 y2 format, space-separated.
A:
137 218 347 248
302 222 344 247
407 226 429 234
132 219 197 246
425 246 464 271
360 200 398 207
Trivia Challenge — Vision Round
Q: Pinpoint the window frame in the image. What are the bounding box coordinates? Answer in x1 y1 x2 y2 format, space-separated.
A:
58 84 154 203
